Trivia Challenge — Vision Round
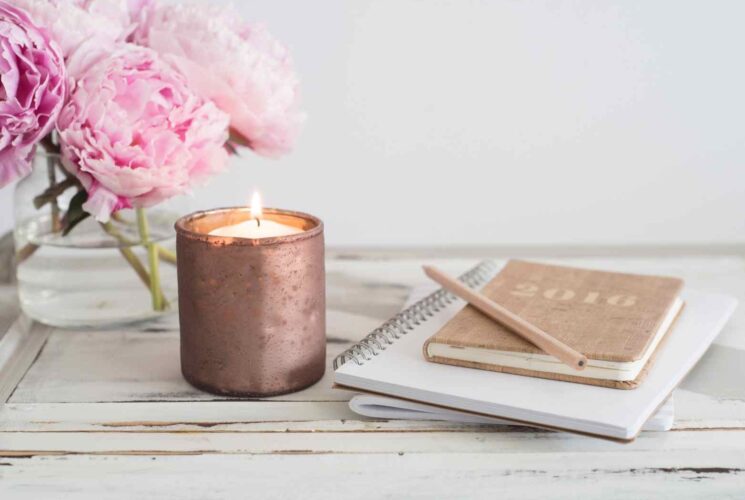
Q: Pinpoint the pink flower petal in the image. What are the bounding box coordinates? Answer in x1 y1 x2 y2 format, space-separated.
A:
58 44 229 221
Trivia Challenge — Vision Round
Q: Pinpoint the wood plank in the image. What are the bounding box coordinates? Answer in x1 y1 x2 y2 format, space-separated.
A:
7 311 376 404
1 393 744 433
0 401 514 433
3 429 745 456
674 390 745 430
328 243 745 258
0 317 52 402
0 452 743 500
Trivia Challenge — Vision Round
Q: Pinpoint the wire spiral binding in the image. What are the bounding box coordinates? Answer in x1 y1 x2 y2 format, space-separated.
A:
333 260 499 370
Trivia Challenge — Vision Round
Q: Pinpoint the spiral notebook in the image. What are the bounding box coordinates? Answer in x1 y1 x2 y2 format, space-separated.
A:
333 261 737 441
346 285 674 432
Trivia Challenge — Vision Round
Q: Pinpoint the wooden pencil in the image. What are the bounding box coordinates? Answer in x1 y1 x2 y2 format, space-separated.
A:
423 265 588 371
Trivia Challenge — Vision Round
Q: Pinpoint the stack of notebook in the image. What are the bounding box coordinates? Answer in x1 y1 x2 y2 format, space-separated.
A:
333 260 737 441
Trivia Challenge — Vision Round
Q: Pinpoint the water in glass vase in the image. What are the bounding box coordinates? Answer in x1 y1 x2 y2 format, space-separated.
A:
14 210 178 328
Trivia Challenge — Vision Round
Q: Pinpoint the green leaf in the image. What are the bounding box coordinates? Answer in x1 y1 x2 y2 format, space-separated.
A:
61 189 90 236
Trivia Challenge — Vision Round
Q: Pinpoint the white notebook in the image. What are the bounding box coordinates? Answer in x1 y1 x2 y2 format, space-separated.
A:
333 261 737 441
347 285 674 432
349 394 675 431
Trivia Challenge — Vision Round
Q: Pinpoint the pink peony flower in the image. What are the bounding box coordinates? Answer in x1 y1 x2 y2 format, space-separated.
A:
0 0 65 188
57 44 230 222
135 3 304 158
12 0 147 59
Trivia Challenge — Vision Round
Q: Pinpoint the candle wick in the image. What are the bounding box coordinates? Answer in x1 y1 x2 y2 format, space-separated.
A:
256 217 261 227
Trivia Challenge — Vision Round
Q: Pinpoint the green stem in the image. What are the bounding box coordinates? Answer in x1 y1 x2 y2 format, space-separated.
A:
99 216 176 267
136 208 166 311
99 222 152 291
110 212 128 224
158 246 177 265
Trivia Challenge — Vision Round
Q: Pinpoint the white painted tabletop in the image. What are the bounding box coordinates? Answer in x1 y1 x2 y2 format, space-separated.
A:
1 249 745 498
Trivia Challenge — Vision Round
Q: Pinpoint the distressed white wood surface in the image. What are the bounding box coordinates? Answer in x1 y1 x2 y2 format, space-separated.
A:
0 317 52 402
3 452 744 500
1 253 744 498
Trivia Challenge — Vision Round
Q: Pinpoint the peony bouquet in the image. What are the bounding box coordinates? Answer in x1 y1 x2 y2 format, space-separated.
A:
1 0 304 311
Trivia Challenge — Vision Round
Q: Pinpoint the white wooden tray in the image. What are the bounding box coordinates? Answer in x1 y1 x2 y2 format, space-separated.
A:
1 255 745 498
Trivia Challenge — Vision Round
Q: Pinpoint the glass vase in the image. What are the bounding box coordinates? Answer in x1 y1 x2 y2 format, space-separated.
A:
13 152 184 328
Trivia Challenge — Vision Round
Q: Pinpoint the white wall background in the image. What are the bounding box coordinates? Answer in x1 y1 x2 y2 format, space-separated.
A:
2 0 744 247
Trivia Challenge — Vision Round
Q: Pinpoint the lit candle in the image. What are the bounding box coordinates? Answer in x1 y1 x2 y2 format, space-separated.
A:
209 191 303 239
175 201 326 396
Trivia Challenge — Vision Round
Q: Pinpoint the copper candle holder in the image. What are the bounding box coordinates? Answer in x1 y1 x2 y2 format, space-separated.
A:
174 207 326 397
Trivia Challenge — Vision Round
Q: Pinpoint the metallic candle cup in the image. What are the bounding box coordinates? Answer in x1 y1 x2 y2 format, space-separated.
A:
174 207 326 397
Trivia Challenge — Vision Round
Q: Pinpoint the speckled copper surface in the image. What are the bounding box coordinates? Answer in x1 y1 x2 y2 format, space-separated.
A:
175 207 326 397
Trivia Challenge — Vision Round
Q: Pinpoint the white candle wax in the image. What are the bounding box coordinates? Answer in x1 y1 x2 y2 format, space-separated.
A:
209 218 303 239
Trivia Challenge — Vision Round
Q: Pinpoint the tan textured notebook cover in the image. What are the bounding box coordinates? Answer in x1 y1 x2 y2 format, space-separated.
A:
424 260 684 389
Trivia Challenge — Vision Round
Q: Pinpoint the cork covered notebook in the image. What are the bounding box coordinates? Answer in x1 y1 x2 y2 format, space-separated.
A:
423 260 685 389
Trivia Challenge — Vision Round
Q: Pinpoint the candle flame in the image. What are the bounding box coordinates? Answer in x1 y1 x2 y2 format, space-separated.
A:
250 191 263 221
